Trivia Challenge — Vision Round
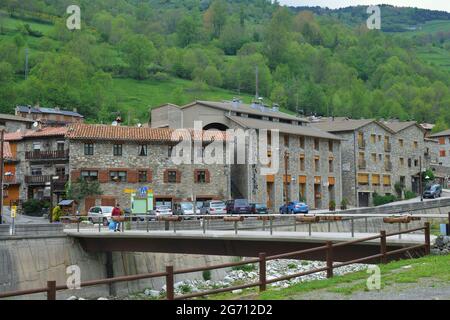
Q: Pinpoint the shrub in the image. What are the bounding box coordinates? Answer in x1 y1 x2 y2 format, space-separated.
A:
329 200 336 211
340 199 348 210
202 270 211 281
373 193 397 206
404 190 416 200
22 199 49 216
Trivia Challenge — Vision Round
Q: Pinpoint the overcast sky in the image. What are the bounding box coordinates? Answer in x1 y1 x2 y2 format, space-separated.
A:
279 1 450 12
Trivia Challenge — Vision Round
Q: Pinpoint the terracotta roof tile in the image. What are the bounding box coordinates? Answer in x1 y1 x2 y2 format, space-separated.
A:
4 127 68 141
66 124 228 142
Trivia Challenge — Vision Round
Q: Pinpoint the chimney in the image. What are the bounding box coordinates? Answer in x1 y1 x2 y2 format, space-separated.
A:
272 103 279 113
54 106 60 111
73 108 78 113
231 98 239 109
28 105 32 114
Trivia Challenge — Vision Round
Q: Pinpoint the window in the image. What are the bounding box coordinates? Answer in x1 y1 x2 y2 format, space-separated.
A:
285 154 290 171
383 175 391 186
408 158 412 168
440 150 446 157
195 170 207 183
168 146 173 157
84 143 94 155
314 157 320 173
57 141 65 151
358 174 369 185
138 145 148 156
414 159 419 167
372 174 380 186
32 142 41 151
314 139 320 151
371 153 377 163
267 131 272 145
413 141 418 149
31 167 42 176
55 167 66 177
113 144 123 156
370 134 376 144
81 170 98 181
299 136 305 149
284 135 289 147
439 137 445 145
328 140 333 152
138 171 147 182
167 170 177 183
398 139 404 147
110 171 127 182
329 159 334 173
299 155 305 171
400 158 405 166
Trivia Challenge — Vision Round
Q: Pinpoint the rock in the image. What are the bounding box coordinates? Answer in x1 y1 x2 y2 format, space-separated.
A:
97 297 108 300
78 297 86 300
67 296 78 300
144 289 160 297
232 289 243 294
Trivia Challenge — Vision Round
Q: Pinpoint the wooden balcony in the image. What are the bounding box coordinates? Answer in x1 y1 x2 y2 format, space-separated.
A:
3 175 19 185
25 175 69 186
25 150 69 161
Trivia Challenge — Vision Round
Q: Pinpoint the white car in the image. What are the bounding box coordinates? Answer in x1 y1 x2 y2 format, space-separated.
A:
155 205 173 216
87 206 114 225
201 201 227 215
174 202 200 217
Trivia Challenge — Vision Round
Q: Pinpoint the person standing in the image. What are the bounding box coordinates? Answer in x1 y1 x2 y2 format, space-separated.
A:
112 203 122 232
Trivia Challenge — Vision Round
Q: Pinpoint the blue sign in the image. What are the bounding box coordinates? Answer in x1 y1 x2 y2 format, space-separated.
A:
139 186 148 196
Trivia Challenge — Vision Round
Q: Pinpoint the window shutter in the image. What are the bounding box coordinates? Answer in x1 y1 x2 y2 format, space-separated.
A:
205 169 210 183
99 170 109 183
71 170 81 181
147 170 152 183
163 170 168 183
128 170 138 183
176 170 181 183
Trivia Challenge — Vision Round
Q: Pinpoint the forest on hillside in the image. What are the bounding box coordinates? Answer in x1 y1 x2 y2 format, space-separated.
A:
0 0 449 131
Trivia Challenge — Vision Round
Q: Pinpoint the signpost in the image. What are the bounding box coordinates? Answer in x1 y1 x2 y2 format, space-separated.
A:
10 205 17 235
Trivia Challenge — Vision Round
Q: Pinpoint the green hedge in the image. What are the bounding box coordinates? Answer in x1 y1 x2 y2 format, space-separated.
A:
373 193 397 206
22 199 50 217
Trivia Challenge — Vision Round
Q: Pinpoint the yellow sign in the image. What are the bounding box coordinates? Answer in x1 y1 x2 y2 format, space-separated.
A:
11 206 17 218
123 189 136 194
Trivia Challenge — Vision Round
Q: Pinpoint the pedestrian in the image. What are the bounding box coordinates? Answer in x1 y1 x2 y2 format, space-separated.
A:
112 203 123 232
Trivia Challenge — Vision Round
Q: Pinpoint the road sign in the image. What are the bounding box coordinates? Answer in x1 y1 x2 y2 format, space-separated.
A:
123 189 136 194
11 206 17 218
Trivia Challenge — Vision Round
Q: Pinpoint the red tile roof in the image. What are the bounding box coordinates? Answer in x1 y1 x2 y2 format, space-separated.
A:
4 127 68 141
66 124 228 142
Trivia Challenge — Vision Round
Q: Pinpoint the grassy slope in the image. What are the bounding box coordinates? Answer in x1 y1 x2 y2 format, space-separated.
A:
200 254 450 300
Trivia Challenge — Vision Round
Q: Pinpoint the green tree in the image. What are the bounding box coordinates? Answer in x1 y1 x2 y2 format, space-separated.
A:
204 0 227 38
121 35 156 80
264 7 292 69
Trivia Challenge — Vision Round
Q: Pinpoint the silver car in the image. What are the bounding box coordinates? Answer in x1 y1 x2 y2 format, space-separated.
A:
201 201 226 215
174 202 200 217
87 206 114 225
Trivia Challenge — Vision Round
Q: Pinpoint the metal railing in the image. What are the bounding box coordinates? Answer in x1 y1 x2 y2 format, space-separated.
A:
0 223 431 300
25 175 69 185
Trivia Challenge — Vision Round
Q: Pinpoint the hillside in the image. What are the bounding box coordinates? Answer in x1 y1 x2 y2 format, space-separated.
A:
0 1 449 129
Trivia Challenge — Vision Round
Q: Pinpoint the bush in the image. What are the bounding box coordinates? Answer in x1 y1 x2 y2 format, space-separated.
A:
373 193 397 206
404 190 416 200
340 199 348 210
329 200 336 211
202 270 211 281
22 199 49 217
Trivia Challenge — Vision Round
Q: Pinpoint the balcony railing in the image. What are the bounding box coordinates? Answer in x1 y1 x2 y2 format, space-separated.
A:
25 175 69 185
4 176 18 184
385 161 393 172
358 159 367 170
25 150 69 161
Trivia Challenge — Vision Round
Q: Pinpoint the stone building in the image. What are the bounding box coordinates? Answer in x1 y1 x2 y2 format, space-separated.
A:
430 129 450 168
312 119 396 207
15 105 84 126
0 113 34 132
5 127 69 203
383 121 428 195
2 141 20 206
66 123 230 213
151 100 343 210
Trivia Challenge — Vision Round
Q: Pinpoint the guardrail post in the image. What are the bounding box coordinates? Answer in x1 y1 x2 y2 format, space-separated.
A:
146 216 149 233
47 280 56 300
234 221 238 235
365 217 368 233
270 218 273 235
424 222 430 255
351 217 354 238
166 266 174 300
328 221 331 233
380 230 387 264
259 252 266 292
202 217 206 234
308 223 312 236
173 220 176 234
326 241 333 279
262 219 266 231
77 218 80 233
98 220 101 232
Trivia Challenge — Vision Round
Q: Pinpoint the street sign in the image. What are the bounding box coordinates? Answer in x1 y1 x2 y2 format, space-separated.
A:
123 189 136 194
11 206 17 218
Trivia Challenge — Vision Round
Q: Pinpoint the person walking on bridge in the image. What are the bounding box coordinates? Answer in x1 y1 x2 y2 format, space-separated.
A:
112 203 123 232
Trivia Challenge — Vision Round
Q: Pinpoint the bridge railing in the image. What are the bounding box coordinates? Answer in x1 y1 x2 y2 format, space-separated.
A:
0 223 431 300
59 212 449 239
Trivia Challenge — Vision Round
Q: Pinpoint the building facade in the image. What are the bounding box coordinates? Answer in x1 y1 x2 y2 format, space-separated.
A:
2 141 20 206
151 100 343 210
430 129 450 168
66 124 230 213
0 113 34 133
15 105 84 126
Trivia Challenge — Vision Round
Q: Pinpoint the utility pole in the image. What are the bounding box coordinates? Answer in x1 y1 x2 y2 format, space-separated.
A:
419 156 423 202
255 66 259 100
0 130 4 225
284 151 289 206
25 47 29 79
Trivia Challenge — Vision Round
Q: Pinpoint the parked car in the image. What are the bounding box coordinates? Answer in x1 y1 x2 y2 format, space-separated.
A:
155 205 173 217
279 201 309 214
250 203 268 214
423 184 442 199
174 202 200 217
225 199 251 214
201 201 227 215
87 206 114 225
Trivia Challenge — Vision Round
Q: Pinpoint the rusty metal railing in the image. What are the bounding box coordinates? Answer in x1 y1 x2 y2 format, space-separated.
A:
0 223 431 300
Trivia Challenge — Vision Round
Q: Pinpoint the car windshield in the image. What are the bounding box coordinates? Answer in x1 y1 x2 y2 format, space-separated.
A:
235 199 248 206
211 202 225 207
180 203 193 210
101 207 112 213
158 206 170 210
254 204 265 208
